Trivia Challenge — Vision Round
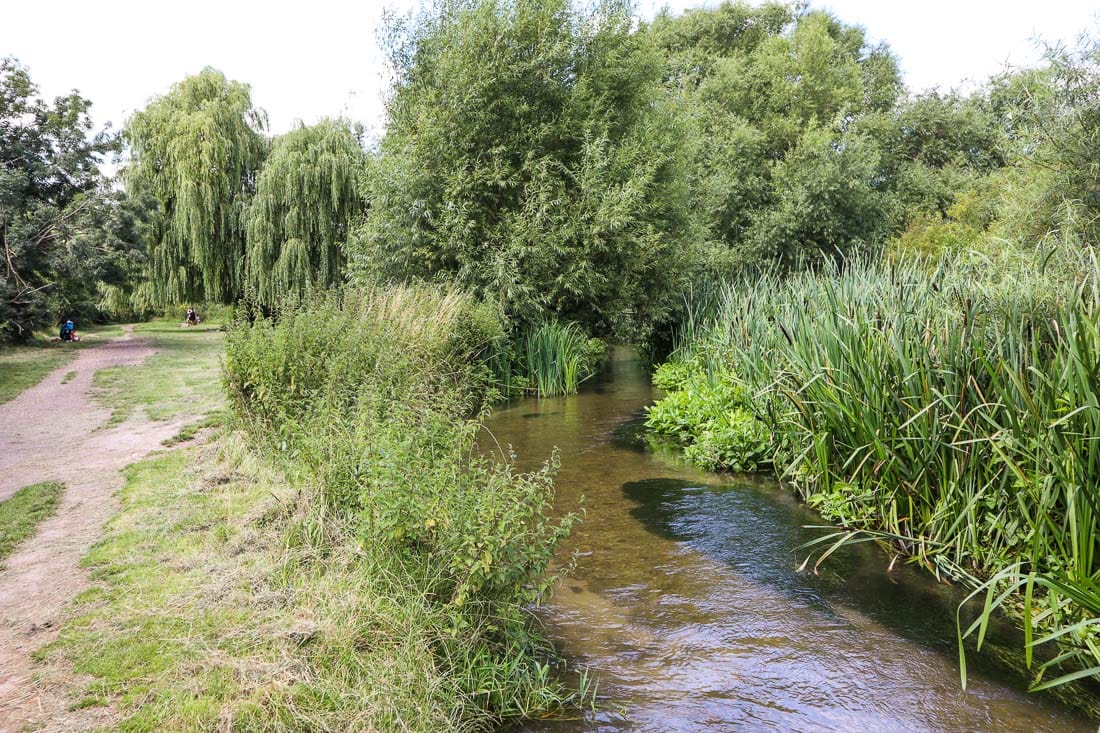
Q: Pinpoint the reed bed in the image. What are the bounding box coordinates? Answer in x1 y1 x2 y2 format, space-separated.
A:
516 321 605 396
653 252 1100 690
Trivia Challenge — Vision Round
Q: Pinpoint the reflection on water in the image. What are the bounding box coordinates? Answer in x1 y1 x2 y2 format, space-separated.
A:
482 348 1095 732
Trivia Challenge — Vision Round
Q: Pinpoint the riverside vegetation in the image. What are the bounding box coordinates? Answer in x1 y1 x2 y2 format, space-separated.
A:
4 0 1100 725
41 289 588 730
646 251 1100 691
222 287 588 726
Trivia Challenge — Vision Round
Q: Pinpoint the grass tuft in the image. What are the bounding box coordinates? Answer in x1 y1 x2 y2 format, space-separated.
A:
0 481 65 565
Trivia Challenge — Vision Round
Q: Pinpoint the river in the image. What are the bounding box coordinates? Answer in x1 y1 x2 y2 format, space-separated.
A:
482 348 1095 732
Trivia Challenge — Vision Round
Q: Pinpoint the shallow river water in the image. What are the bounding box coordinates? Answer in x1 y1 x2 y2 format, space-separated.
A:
483 349 1095 732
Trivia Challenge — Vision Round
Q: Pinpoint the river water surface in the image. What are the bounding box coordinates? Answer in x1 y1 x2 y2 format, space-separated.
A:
483 349 1095 732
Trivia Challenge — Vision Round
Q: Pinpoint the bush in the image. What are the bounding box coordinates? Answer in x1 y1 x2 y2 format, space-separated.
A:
224 285 582 724
645 363 773 472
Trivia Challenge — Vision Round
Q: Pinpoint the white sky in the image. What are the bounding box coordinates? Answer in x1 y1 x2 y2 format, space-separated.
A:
3 0 1097 145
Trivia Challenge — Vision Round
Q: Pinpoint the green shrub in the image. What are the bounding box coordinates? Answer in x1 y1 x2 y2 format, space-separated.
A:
224 285 581 724
645 365 773 472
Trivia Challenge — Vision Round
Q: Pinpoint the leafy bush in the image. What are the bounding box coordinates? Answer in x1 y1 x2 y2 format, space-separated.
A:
224 285 582 724
645 363 773 472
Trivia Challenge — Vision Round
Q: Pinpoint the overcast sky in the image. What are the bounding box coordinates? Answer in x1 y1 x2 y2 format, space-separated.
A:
3 0 1097 144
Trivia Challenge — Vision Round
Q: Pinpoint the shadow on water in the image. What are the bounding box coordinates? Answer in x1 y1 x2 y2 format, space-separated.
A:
486 348 1097 732
622 477 1021 669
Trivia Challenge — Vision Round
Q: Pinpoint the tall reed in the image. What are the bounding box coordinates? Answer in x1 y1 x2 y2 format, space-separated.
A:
516 321 604 396
656 252 1100 690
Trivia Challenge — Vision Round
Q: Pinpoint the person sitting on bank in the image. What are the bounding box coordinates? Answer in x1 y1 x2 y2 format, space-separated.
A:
185 307 199 326
59 319 78 342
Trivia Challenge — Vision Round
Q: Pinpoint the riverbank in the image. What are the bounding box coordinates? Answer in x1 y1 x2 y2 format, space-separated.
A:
0 298 592 730
646 255 1100 695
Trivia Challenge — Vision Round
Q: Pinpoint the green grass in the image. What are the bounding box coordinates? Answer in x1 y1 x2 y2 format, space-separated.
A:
0 481 64 565
0 324 124 405
160 409 230 447
42 443 287 729
43 433 584 731
92 321 226 426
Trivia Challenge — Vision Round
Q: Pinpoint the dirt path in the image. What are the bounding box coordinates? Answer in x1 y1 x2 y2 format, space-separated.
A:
0 326 190 731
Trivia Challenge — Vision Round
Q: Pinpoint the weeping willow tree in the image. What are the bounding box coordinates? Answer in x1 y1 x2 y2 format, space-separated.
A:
245 119 366 305
125 68 267 304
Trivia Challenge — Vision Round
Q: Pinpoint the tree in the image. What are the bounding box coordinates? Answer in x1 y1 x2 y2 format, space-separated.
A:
245 119 366 306
647 4 905 271
353 0 696 339
993 33 1100 247
0 58 122 340
125 68 267 305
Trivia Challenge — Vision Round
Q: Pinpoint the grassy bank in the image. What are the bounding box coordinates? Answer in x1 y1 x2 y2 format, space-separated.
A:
648 253 1100 690
222 286 584 727
33 292 584 729
49 435 569 729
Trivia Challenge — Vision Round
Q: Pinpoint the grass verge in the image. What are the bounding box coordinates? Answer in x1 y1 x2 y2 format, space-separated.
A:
0 481 64 565
92 321 225 427
42 433 580 730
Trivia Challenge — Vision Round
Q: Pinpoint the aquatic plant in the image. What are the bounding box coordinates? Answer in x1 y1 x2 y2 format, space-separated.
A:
515 321 605 397
653 251 1100 691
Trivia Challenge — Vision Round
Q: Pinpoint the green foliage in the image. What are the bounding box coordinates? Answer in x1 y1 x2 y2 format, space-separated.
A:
648 4 906 272
645 363 772 472
354 0 695 340
125 68 267 305
223 285 581 723
745 125 894 266
880 91 1008 217
992 35 1100 248
0 480 63 564
0 58 138 341
246 119 367 306
656 253 1100 689
514 321 605 396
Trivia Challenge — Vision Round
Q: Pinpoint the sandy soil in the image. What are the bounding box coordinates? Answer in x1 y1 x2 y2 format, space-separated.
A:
0 326 189 732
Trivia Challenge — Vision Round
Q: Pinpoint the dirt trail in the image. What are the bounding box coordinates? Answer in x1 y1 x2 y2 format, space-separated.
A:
0 326 189 731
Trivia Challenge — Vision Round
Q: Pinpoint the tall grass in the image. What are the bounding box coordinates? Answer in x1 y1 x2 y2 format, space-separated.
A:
653 252 1100 691
223 285 586 727
516 321 605 396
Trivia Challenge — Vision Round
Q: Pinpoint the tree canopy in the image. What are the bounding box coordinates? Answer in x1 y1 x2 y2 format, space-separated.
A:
352 0 696 339
246 119 366 306
125 68 267 305
0 58 132 340
7 1 1097 345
